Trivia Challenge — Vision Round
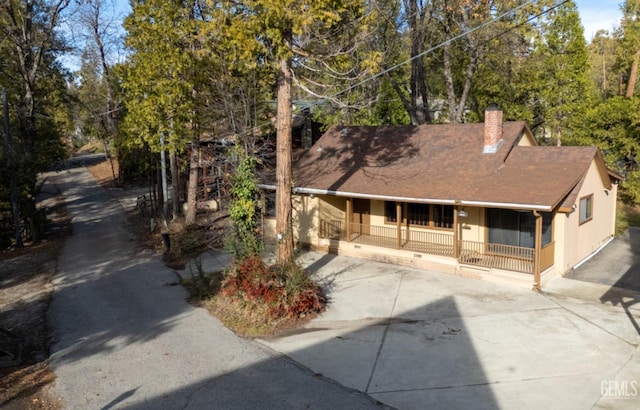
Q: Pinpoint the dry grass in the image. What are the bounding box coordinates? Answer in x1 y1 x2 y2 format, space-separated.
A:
76 140 106 155
616 201 640 235
204 294 317 338
87 157 119 187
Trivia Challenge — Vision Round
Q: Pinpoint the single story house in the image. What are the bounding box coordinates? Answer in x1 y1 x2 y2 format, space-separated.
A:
261 107 623 289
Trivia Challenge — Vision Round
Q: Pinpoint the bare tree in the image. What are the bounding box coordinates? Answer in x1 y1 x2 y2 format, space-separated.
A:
402 0 432 124
75 0 123 179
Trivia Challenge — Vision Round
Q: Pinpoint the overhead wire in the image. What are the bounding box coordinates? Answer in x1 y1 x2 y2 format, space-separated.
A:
241 0 567 137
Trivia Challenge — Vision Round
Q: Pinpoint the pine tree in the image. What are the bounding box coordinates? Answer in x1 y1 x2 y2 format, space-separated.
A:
616 0 640 97
530 0 594 146
216 0 371 264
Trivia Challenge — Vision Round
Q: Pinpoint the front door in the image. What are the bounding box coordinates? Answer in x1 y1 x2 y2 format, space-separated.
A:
352 198 370 235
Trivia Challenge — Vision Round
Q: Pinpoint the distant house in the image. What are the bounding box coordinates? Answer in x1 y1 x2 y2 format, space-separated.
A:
260 107 623 289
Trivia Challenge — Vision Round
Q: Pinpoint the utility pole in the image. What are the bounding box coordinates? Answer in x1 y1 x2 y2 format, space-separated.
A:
160 134 169 218
2 88 23 247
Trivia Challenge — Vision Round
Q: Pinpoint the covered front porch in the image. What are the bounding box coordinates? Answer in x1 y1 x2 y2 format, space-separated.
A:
317 198 555 287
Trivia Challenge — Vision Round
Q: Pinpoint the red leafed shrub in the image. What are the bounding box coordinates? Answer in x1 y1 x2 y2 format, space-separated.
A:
222 255 326 319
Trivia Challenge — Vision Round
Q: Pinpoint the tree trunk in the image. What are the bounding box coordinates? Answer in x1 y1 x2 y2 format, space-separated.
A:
170 149 180 219
276 42 294 264
3 89 22 247
403 0 430 125
386 72 417 124
156 157 164 215
443 41 458 123
626 49 640 98
185 141 199 225
407 0 419 125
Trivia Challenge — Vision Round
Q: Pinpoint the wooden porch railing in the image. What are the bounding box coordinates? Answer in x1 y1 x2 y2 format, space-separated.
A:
319 219 548 274
458 240 534 273
540 241 555 272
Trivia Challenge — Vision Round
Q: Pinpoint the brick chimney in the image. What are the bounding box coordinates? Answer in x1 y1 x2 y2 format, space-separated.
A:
483 104 503 154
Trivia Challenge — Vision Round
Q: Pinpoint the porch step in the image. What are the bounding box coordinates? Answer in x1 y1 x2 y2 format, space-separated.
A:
457 264 534 289
455 264 489 280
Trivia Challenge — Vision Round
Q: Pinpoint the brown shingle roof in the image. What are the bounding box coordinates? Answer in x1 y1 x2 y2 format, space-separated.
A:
291 122 612 211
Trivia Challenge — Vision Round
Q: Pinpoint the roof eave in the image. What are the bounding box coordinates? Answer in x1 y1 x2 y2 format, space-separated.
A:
260 184 554 211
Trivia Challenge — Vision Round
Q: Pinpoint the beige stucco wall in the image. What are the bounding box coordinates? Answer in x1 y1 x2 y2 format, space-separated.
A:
556 161 617 274
316 195 346 233
459 206 484 242
293 195 320 245
264 194 326 246
553 212 569 274
287 194 346 247
370 200 385 226
262 216 276 243
517 133 534 146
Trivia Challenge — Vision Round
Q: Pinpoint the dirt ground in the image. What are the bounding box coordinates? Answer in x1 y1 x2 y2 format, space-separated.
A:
0 156 309 408
0 180 71 409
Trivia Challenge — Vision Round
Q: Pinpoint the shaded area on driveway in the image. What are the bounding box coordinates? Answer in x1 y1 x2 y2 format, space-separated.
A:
567 227 640 291
47 167 384 409
46 165 640 409
564 227 640 337
261 251 640 409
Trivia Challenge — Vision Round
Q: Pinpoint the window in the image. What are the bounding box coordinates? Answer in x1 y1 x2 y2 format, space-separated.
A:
263 191 276 217
487 209 552 248
384 202 453 230
385 201 400 223
579 195 593 224
433 205 454 228
408 203 429 226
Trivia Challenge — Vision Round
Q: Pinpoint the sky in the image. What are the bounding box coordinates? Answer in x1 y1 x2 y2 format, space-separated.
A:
576 0 622 40
112 0 623 41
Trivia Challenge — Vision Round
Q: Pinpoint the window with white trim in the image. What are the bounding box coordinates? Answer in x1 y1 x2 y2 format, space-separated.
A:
579 195 593 224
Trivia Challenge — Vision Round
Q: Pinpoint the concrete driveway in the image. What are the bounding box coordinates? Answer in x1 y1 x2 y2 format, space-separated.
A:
47 167 383 409
566 227 640 292
47 163 640 409
254 251 640 409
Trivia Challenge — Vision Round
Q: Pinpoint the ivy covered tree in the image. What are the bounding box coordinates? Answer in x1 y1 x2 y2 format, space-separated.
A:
225 147 262 259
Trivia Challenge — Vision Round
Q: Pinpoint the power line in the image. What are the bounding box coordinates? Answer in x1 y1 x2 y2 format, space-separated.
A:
328 0 550 102
239 0 561 137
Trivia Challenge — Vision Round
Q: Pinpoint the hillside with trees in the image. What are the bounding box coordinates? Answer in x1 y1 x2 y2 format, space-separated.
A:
2 0 639 248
